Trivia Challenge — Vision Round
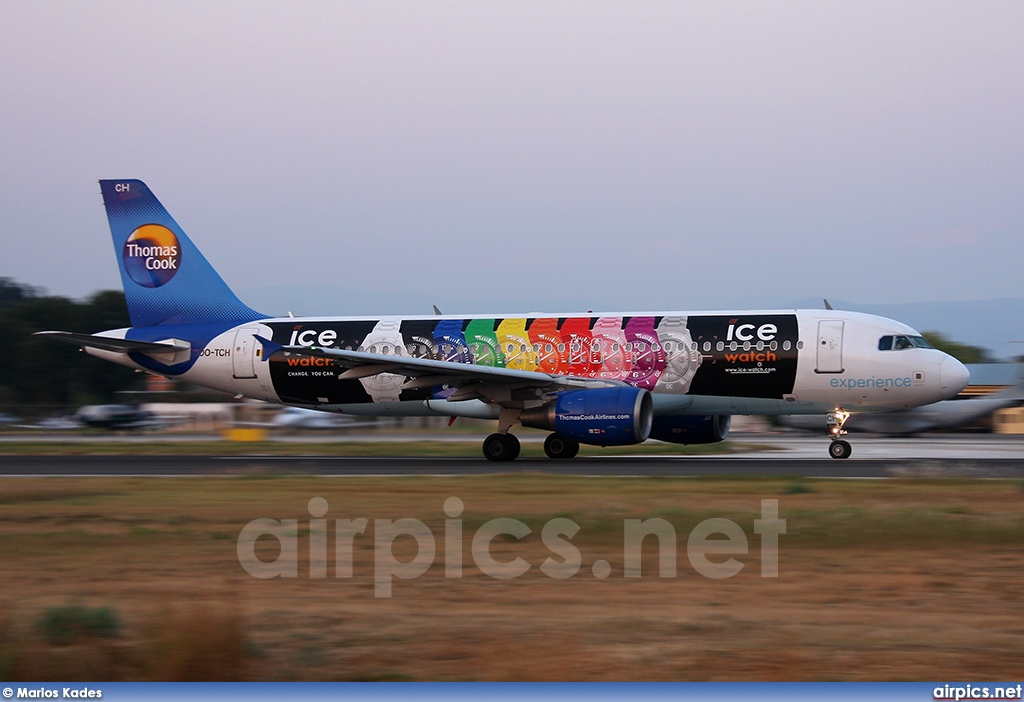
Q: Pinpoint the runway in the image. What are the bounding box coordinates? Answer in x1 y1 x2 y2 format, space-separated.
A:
1 434 1023 478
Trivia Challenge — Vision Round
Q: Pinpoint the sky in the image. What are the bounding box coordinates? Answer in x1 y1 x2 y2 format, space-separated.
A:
1 1 1022 317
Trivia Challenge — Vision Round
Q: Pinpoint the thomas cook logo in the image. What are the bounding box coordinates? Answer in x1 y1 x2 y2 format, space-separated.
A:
122 224 181 288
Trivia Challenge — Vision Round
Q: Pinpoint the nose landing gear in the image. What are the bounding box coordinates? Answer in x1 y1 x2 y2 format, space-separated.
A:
827 409 852 459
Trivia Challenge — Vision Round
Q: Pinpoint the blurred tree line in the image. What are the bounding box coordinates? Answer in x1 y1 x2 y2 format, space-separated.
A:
0 278 142 411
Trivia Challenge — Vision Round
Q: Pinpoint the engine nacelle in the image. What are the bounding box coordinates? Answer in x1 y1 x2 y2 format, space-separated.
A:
521 387 653 446
648 414 731 445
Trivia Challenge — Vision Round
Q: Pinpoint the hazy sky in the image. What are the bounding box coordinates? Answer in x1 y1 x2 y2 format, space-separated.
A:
1 1 1022 316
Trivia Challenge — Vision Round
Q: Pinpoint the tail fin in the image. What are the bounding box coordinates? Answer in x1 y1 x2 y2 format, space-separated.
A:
100 179 264 327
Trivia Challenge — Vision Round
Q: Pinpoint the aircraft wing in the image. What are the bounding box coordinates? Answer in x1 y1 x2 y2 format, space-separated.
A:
34 331 190 354
254 335 622 402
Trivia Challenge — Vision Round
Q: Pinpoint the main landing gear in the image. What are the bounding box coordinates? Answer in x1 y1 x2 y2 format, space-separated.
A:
543 433 579 460
827 408 852 460
482 432 580 461
483 433 520 462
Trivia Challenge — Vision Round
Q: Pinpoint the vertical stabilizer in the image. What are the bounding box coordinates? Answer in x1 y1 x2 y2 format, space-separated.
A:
100 179 264 327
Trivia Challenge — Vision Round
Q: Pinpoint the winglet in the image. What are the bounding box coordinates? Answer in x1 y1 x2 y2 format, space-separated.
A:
824 299 834 310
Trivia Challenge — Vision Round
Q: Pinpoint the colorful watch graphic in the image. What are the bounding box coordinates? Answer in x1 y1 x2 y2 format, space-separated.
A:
496 318 537 372
465 318 504 368
401 320 439 361
654 315 702 393
592 316 633 381
559 317 599 378
528 317 566 374
624 316 666 390
433 319 472 398
358 319 407 402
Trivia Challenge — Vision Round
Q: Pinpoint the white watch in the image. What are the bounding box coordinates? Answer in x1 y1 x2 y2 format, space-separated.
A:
654 316 702 393
358 319 407 402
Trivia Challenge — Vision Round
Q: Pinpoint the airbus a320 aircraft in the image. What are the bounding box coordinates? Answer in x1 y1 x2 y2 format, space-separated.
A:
38 180 970 461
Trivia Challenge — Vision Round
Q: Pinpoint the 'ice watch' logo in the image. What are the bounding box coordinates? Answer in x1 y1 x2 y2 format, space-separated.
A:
122 224 181 288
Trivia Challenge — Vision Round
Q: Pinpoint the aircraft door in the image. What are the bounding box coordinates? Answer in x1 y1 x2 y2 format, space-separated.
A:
232 326 261 379
815 320 844 374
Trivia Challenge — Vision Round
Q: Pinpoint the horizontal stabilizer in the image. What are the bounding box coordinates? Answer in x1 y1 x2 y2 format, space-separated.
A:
35 331 190 355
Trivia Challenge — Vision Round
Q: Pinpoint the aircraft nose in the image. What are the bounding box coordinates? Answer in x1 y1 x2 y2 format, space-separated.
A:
939 356 970 399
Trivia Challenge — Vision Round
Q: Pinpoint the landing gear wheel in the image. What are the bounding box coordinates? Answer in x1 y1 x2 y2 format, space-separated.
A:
544 433 580 460
483 433 521 462
829 440 852 460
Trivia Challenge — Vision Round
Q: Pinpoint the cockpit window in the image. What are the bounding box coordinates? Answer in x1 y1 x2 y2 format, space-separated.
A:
881 334 934 351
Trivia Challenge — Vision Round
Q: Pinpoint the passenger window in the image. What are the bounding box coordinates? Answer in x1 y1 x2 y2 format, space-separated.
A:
703 341 711 352
878 336 893 351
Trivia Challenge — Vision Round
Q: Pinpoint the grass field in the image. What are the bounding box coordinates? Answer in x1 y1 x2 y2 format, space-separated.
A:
1 474 1022 681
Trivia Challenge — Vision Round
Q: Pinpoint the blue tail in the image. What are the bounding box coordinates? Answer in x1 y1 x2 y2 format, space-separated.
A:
100 179 265 327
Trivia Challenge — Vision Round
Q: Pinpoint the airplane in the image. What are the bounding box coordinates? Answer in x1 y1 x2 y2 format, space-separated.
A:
775 368 1024 435
74 404 159 430
36 180 970 461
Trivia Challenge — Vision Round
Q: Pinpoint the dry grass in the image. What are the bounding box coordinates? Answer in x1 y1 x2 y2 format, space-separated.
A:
0 475 1022 680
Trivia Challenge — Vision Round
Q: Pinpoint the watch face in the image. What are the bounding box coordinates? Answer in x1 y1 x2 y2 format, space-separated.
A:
364 370 404 392
406 337 437 360
657 331 702 391
500 335 537 371
465 319 503 368
592 333 632 380
626 332 667 389
469 341 500 367
529 319 565 374
533 338 561 374
564 334 598 377
496 319 537 371
438 338 471 364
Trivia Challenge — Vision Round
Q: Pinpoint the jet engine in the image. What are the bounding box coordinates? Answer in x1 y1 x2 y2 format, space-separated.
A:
648 414 731 444
521 387 653 446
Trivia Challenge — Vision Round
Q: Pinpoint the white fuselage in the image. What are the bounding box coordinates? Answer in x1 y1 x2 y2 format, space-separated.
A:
87 309 969 421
